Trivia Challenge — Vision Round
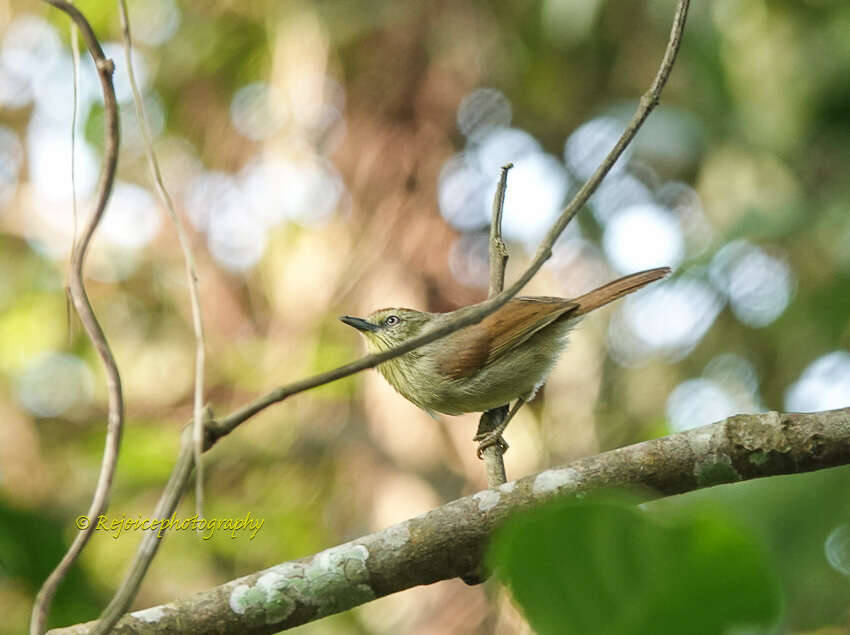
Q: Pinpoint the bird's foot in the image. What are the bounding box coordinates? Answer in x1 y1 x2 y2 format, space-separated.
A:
473 430 509 459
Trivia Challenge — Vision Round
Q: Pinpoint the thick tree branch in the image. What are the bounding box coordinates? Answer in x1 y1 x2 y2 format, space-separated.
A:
31 2 122 633
49 407 850 634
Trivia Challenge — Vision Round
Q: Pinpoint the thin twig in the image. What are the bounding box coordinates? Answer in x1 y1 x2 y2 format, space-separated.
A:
478 162 514 487
31 1 122 634
488 163 512 298
81 4 210 633
84 0 690 624
69 9 79 261
115 0 207 526
91 424 201 635
49 407 850 634
63 5 81 345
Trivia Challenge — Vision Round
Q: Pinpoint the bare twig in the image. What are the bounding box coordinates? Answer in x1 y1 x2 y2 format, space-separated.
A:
78 0 690 626
488 163 512 298
478 162 514 488
31 2 122 634
48 407 850 634
116 0 207 526
91 423 202 635
69 9 80 260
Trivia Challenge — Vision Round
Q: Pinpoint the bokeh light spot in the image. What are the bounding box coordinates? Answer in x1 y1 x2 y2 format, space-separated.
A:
666 378 738 432
590 173 654 225
16 352 94 418
101 43 150 103
495 152 570 246
825 524 850 578
710 240 794 328
609 275 723 365
437 154 489 231
128 0 182 46
457 88 512 142
0 125 23 212
564 116 632 181
101 182 162 249
602 203 684 274
230 82 288 142
785 351 850 412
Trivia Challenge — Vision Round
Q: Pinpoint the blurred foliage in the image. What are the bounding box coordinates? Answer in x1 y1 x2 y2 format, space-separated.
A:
490 493 782 635
0 0 849 633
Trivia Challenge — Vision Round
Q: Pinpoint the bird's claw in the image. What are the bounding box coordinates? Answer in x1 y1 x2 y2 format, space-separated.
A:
474 432 509 459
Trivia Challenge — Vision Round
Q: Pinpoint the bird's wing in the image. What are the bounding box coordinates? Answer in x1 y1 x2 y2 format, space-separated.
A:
435 297 576 380
434 324 491 380
483 297 577 365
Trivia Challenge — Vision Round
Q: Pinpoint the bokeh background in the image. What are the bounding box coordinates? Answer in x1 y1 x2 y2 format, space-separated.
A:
1 0 850 632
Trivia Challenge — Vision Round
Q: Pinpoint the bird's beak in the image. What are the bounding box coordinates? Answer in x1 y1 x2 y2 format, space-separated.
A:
340 315 379 332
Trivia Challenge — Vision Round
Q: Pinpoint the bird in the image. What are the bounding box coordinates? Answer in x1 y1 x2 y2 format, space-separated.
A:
341 266 670 456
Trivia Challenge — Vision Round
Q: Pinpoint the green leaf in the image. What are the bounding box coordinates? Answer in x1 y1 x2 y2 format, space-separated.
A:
489 495 782 635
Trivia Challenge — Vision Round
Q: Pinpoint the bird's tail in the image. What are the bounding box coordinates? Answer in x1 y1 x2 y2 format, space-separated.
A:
572 266 671 316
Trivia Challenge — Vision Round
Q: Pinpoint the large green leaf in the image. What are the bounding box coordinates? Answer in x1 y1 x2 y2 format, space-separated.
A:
489 496 782 635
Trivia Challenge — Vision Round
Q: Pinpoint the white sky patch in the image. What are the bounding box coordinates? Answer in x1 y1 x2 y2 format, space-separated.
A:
473 127 541 177
608 275 723 365
710 240 794 328
493 151 570 246
564 116 632 180
0 125 23 212
590 173 654 224
703 352 763 414
184 171 241 231
1 15 61 107
785 351 850 412
666 378 739 433
32 51 99 124
437 154 489 231
457 87 512 142
602 203 684 273
207 204 267 272
129 0 182 47
101 42 150 103
27 117 99 203
230 82 288 142
16 352 94 418
100 182 162 249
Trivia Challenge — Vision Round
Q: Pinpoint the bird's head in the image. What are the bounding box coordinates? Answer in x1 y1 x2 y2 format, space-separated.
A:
340 308 431 353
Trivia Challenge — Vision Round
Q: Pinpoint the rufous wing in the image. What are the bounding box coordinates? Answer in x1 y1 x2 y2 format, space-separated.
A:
435 298 577 380
434 324 492 380
483 297 577 364
434 267 669 381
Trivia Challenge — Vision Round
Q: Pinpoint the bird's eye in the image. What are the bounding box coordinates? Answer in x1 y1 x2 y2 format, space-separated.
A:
384 315 400 327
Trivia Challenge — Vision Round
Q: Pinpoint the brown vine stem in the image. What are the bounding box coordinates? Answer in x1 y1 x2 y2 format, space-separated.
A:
116 0 208 525
86 0 690 629
31 1 122 634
